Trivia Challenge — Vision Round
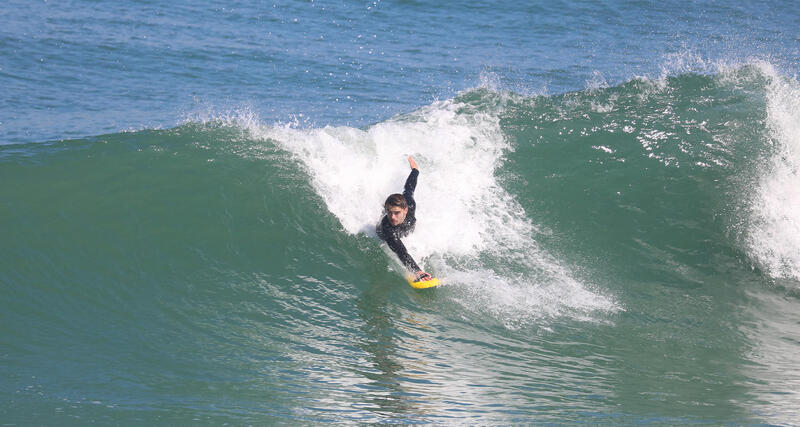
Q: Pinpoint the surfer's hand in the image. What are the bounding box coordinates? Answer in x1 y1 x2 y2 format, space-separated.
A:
408 156 418 170
416 271 431 281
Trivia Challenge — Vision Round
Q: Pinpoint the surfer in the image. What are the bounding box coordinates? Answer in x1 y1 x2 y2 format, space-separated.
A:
376 156 433 282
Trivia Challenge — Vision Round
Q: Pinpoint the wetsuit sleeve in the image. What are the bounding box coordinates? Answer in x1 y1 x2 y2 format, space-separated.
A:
384 231 421 273
403 169 419 209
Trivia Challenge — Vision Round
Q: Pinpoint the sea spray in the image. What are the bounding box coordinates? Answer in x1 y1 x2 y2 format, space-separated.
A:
746 67 800 282
239 95 619 326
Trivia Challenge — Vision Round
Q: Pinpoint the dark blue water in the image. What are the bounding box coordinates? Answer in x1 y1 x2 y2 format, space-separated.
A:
3 0 798 144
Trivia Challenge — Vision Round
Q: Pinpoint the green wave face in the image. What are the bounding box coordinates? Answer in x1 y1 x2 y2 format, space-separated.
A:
2 66 800 424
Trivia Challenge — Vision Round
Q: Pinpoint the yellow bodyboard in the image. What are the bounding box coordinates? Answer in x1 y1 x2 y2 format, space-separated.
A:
407 276 441 289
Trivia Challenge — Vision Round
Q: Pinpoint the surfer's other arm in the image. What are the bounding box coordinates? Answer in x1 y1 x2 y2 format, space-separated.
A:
383 232 422 273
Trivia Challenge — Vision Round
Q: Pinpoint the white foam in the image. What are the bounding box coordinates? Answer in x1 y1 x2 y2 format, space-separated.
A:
746 68 800 281
253 99 514 257
237 94 618 326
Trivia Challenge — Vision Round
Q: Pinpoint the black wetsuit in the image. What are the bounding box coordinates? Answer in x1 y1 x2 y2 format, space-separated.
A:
376 169 420 273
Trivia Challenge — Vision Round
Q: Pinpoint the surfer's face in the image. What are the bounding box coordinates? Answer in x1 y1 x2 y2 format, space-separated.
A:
387 206 408 226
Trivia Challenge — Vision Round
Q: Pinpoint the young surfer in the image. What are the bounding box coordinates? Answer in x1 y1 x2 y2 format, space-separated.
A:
376 156 433 282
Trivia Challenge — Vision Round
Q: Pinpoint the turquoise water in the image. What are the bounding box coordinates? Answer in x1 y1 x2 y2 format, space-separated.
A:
3 1 800 424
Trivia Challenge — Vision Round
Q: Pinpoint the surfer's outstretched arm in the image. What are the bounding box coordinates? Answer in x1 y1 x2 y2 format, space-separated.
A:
384 233 421 273
378 229 430 281
402 169 419 206
403 157 419 212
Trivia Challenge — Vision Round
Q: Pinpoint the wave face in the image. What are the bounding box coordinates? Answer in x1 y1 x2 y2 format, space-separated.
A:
3 66 800 424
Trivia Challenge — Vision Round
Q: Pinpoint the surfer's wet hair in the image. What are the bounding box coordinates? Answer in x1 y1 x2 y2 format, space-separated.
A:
384 193 407 210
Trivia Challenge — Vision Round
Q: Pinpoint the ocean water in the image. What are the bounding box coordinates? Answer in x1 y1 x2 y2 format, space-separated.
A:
2 0 800 424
